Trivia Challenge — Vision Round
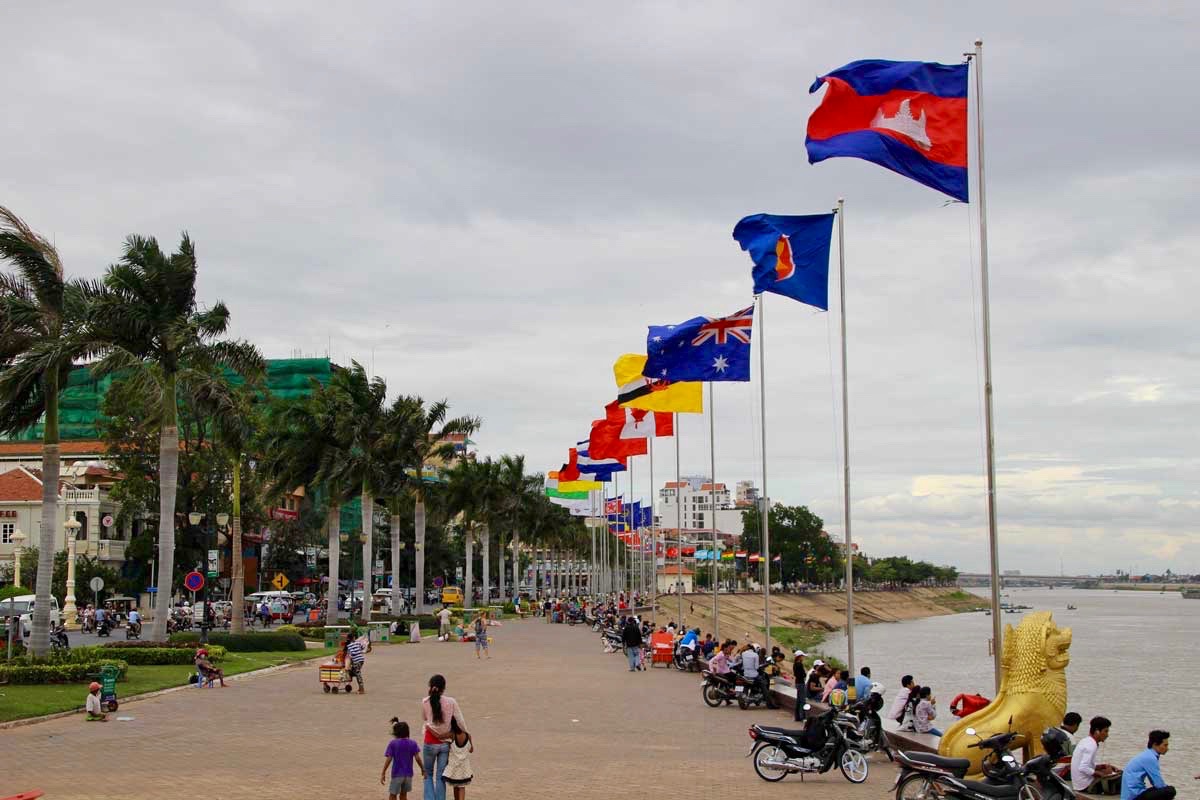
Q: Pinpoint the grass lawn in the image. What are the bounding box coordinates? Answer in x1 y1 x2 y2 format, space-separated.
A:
0 647 335 723
761 626 847 671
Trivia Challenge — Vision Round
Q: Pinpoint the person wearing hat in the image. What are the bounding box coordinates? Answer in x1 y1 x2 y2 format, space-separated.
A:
85 681 107 721
805 660 827 701
194 647 227 687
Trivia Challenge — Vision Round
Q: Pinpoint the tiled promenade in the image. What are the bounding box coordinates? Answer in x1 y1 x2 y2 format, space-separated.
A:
3 619 898 798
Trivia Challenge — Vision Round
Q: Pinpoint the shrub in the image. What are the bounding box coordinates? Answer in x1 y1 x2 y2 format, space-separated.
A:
502 602 516 614
277 624 324 641
168 631 305 652
0 658 128 685
98 640 200 650
96 645 226 665
383 614 440 629
0 585 33 601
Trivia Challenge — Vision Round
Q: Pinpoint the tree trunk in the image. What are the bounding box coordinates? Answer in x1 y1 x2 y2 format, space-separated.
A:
511 527 520 604
497 532 506 603
30 378 59 656
389 511 401 617
326 505 341 623
150 373 179 642
480 524 490 606
464 526 474 608
414 495 426 614
230 458 245 634
361 486 372 619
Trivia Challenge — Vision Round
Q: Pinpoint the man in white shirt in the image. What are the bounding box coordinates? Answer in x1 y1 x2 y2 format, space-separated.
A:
85 681 107 722
888 674 915 722
437 606 453 639
1072 715 1121 794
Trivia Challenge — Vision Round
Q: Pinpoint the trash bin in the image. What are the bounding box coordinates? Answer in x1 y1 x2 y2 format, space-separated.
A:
367 621 389 643
324 625 350 648
100 664 120 711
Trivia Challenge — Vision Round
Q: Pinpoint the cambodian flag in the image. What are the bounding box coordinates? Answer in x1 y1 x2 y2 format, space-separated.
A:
806 59 969 202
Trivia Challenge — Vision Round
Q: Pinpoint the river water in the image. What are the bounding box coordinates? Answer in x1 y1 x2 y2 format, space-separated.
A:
821 587 1197 782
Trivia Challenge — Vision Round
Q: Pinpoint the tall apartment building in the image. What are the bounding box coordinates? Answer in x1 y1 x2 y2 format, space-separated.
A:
655 478 745 536
735 480 759 507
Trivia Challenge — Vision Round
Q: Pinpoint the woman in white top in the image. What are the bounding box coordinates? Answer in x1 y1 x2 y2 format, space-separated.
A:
422 674 466 800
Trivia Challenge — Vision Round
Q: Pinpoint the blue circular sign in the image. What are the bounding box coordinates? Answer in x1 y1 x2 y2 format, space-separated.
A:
433 576 445 588
184 571 205 592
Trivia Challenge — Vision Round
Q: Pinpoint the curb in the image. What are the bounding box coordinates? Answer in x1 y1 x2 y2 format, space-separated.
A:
0 653 326 731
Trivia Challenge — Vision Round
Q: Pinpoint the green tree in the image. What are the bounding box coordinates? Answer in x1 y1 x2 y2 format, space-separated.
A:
741 502 832 585
497 455 540 602
381 396 478 612
91 233 264 640
0 206 104 656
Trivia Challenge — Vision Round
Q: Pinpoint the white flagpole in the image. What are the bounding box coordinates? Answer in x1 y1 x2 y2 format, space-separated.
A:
836 197 856 678
757 293 772 653
969 39 1003 693
708 382 719 640
649 436 656 625
590 488 597 599
675 412 683 627
628 456 636 600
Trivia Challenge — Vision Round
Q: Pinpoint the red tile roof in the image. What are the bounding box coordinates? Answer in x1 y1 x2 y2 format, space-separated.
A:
0 440 108 456
658 566 695 575
699 483 727 491
0 468 46 501
663 481 687 489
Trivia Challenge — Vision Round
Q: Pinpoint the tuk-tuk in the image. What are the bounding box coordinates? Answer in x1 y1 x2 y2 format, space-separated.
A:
104 596 138 624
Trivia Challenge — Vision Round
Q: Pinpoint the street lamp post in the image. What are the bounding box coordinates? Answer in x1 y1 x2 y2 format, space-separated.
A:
11 528 25 588
63 518 82 626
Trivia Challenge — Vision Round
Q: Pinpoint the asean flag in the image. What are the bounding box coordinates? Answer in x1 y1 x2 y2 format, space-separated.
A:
806 59 968 202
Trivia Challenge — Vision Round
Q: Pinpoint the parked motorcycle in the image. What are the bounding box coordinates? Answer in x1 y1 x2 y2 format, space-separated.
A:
701 669 740 706
894 725 1029 800
748 703 870 783
841 684 894 760
737 657 779 710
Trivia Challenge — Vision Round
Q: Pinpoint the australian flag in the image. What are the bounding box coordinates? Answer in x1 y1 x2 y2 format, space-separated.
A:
645 306 753 382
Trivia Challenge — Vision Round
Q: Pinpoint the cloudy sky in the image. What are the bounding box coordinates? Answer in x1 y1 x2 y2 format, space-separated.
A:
4 2 1197 575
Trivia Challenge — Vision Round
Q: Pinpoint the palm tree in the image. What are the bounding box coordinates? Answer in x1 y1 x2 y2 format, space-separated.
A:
322 362 389 609
498 455 540 602
261 383 352 625
186 369 264 634
0 207 105 656
383 397 477 613
446 456 502 606
91 234 263 641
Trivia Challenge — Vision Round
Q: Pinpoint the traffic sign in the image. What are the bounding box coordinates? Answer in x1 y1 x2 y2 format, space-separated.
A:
433 576 445 588
206 549 219 578
184 571 205 592
101 514 114 528
271 572 289 591
89 576 105 593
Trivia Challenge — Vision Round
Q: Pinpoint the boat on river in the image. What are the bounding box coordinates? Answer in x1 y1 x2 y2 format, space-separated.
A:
1183 589 1200 600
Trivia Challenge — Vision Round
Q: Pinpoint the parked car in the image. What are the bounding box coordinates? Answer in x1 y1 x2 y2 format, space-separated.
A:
1 594 62 639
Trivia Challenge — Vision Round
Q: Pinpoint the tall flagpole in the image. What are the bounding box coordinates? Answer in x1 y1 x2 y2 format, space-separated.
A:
836 197 855 678
675 412 683 627
590 489 597 599
970 39 1003 692
628 456 636 599
649 436 656 625
757 293 772 653
708 382 719 640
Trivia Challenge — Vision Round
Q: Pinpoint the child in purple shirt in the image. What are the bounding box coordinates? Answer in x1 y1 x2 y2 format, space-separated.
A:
381 718 424 800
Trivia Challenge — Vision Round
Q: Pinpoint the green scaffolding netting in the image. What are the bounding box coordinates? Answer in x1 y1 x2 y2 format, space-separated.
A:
9 358 333 441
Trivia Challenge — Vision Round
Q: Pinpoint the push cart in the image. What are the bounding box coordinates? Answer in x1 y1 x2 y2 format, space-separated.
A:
319 661 354 694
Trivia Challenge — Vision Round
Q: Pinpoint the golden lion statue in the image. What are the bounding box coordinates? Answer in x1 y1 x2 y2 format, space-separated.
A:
938 611 1072 775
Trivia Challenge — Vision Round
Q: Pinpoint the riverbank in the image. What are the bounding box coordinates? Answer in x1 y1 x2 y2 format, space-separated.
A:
660 587 980 667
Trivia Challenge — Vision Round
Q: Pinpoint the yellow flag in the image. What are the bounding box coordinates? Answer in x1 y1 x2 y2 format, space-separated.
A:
613 353 703 413
557 479 602 492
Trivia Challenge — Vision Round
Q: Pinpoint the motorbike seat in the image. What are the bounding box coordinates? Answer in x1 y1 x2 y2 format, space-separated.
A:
756 725 808 739
903 753 972 775
959 780 1020 798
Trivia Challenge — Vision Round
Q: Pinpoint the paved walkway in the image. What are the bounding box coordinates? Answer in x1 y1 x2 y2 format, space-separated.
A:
2 620 899 799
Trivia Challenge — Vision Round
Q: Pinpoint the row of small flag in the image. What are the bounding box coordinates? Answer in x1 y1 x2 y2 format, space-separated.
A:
546 56 972 519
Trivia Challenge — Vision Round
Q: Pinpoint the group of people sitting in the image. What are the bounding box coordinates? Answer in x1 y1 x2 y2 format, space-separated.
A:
884 673 944 736
1046 713 1189 800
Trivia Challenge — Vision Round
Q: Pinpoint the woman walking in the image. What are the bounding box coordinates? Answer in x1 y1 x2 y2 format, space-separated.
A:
422 674 466 800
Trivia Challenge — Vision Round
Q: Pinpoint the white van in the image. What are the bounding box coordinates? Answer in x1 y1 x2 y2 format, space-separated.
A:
0 594 62 639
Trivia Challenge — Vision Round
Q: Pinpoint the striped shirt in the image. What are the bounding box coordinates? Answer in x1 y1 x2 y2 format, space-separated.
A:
346 640 366 665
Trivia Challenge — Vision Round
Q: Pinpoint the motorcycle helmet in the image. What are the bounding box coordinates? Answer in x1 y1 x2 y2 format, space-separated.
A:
870 681 885 696
196 648 208 657
1041 727 1070 760
89 681 101 691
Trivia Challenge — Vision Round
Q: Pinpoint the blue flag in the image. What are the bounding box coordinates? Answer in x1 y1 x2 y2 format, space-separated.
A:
733 213 835 309
576 449 626 481
645 306 754 382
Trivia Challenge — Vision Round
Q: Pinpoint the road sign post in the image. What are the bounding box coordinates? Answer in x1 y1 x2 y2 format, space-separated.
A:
271 572 289 591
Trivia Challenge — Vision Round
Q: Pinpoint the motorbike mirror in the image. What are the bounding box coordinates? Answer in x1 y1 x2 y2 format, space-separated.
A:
965 727 976 736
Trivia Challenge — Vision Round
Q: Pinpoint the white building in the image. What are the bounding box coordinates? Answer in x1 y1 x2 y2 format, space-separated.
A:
735 480 759 507
656 479 745 537
0 441 131 578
